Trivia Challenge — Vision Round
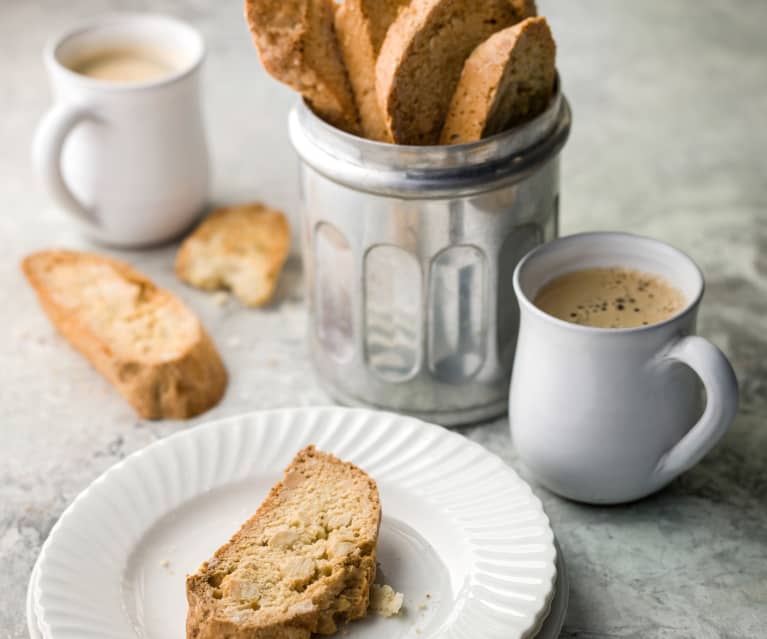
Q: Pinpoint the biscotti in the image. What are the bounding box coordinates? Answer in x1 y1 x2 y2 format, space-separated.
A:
440 16 556 145
376 0 537 145
186 446 381 639
22 250 227 420
245 0 360 134
335 0 410 141
175 203 290 307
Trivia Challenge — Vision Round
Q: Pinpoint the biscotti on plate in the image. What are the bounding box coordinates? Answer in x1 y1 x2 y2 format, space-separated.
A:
175 202 290 308
22 250 227 419
186 445 381 639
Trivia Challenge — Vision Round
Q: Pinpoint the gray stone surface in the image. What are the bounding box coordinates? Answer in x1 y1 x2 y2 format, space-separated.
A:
1 1 765 637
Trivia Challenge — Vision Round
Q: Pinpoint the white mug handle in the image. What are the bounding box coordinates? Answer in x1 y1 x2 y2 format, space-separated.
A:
654 335 738 483
33 102 101 227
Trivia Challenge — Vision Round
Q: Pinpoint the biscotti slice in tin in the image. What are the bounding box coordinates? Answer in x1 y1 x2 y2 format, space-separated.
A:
376 0 537 145
175 203 290 307
22 250 227 420
335 0 410 141
246 0 360 134
186 446 381 639
440 17 556 145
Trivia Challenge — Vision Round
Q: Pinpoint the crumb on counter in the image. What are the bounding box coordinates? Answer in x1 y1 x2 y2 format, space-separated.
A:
369 583 404 617
160 559 171 568
211 291 229 307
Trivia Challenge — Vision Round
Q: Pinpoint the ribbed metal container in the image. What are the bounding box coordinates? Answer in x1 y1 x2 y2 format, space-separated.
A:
289 81 571 426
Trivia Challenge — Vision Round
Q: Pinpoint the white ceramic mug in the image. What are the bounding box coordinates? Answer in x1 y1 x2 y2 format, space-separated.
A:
509 232 738 504
34 14 209 247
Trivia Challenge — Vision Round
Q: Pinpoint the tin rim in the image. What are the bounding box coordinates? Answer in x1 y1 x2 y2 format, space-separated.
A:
289 75 571 198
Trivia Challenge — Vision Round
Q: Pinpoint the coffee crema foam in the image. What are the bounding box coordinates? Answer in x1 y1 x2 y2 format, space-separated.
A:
533 267 686 329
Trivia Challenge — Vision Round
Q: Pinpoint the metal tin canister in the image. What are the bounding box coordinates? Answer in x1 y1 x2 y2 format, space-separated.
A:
289 82 571 426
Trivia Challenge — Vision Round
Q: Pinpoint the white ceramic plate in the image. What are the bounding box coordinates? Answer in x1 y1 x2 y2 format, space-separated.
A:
27 560 42 639
27 541 568 639
33 408 557 639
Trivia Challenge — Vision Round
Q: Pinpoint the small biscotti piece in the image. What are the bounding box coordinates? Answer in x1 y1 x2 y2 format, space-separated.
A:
440 17 556 145
22 250 227 420
335 0 410 141
246 0 360 134
186 446 381 639
175 203 290 307
376 0 537 145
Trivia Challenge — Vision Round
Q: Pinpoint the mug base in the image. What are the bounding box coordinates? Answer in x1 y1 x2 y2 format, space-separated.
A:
76 209 205 249
525 472 671 506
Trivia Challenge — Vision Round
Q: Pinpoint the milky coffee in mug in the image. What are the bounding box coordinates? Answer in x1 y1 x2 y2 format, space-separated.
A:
69 47 175 83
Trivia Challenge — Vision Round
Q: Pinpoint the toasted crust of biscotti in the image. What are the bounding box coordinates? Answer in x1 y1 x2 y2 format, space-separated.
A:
175 203 291 308
186 446 381 639
440 16 556 145
22 250 227 420
246 0 360 134
335 0 409 142
376 0 537 145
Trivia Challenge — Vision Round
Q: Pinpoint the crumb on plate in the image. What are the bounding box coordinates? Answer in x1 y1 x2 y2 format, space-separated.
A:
369 583 404 617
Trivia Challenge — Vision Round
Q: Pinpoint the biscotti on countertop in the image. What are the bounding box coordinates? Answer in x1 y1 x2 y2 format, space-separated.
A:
186 445 381 639
175 202 290 308
22 250 227 420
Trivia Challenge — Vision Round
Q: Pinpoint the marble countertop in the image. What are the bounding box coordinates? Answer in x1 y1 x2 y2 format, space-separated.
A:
2 1 766 637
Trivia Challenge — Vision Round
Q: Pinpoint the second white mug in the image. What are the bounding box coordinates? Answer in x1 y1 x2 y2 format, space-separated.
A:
34 14 209 247
509 232 738 504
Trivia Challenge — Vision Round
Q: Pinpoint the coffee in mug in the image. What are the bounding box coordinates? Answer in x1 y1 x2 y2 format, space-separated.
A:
70 47 175 83
533 267 686 329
